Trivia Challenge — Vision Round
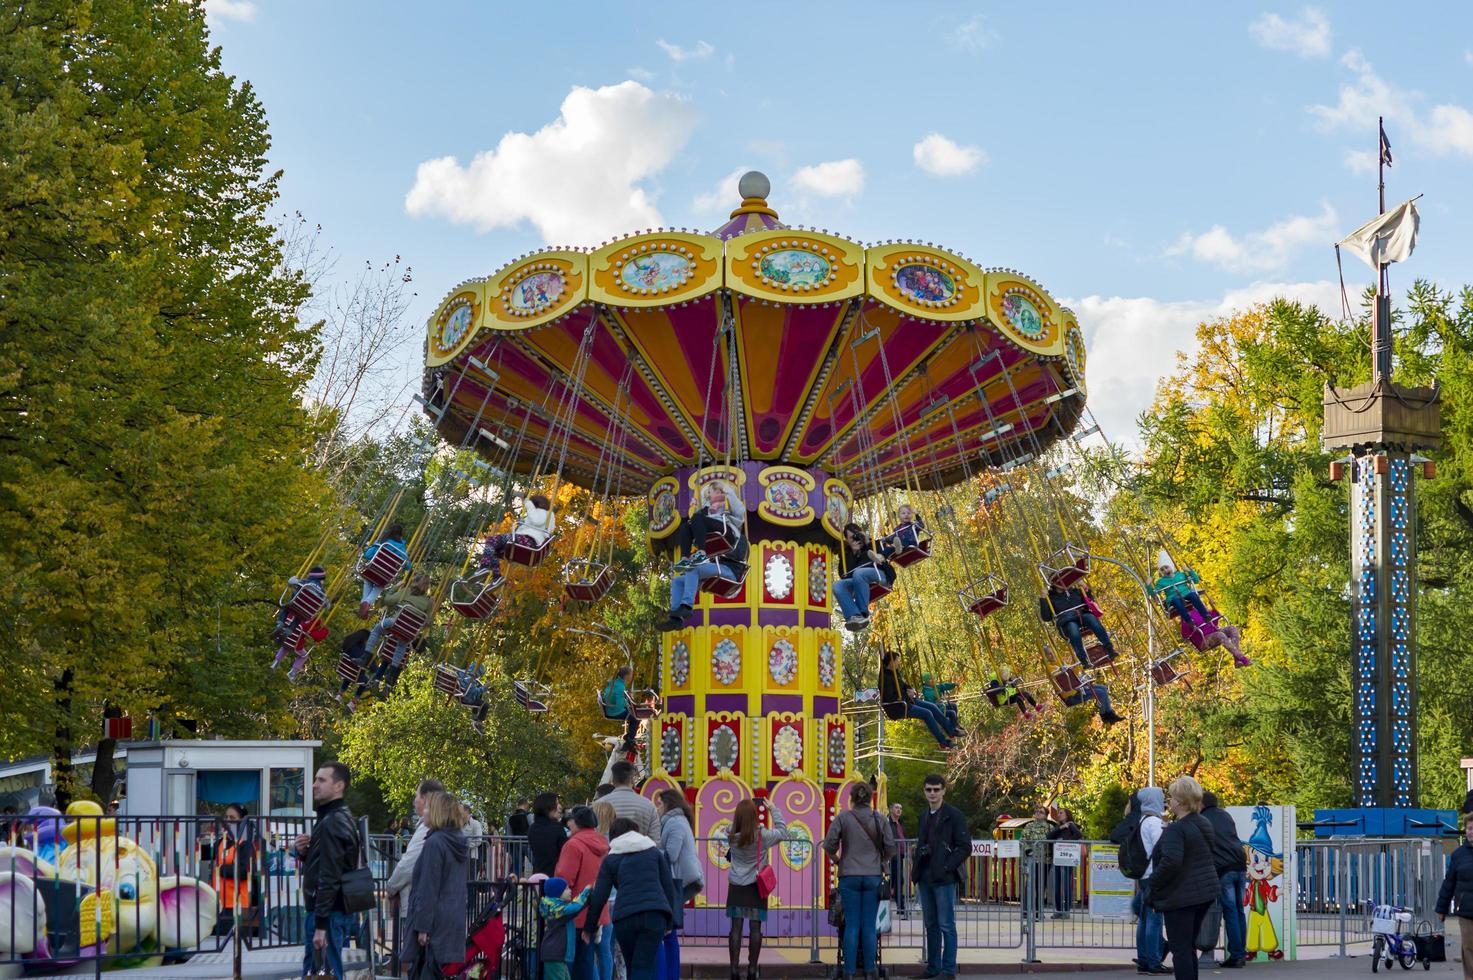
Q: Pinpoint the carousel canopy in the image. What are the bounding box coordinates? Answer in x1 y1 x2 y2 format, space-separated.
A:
422 172 1086 497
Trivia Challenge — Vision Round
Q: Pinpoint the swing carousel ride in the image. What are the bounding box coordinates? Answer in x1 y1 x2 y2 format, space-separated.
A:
409 172 1117 892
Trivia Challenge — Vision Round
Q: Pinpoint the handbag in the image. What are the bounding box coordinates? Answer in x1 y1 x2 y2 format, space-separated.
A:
305 949 335 980
875 898 893 936
826 889 845 927
411 940 447 980
339 814 376 914
755 861 778 900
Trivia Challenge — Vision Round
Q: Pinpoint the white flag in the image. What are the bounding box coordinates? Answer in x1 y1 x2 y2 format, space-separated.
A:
1337 198 1420 270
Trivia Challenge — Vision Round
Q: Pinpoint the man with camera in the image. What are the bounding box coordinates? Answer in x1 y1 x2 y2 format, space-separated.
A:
911 774 970 980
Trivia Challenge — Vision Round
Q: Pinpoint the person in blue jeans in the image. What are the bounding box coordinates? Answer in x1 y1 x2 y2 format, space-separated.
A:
912 773 969 980
879 648 963 749
1136 786 1169 975
294 762 362 980
1039 584 1117 666
1201 791 1249 967
822 782 897 978
833 524 896 632
657 488 749 632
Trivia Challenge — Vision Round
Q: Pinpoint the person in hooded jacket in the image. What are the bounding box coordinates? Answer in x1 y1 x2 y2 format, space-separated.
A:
1150 777 1220 980
1134 787 1169 975
528 791 568 877
1200 791 1248 968
1436 813 1473 979
406 791 470 977
656 789 703 980
582 817 680 980
554 806 611 980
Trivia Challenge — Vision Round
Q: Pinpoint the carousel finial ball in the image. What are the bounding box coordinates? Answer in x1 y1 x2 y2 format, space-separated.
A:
738 170 771 200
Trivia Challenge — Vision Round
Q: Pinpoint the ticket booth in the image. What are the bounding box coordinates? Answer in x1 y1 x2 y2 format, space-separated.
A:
120 739 320 819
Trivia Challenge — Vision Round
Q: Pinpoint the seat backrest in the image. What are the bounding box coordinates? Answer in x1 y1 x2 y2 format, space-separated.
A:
388 604 428 637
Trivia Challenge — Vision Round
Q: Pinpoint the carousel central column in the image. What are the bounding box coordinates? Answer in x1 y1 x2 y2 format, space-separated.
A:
643 462 863 937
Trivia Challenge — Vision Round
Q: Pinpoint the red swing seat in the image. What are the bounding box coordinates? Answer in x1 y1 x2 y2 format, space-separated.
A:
1151 652 1188 686
1050 666 1090 707
563 561 615 602
450 574 504 619
383 604 429 642
504 535 554 567
283 585 327 623
886 522 932 568
698 560 748 598
1039 544 1091 590
702 520 740 558
359 546 407 588
984 686 1006 708
1167 602 1226 652
433 664 464 697
960 578 1008 619
1082 636 1119 669
337 654 365 684
513 680 550 713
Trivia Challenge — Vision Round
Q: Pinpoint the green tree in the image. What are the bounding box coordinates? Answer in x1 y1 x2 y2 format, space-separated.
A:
0 0 330 795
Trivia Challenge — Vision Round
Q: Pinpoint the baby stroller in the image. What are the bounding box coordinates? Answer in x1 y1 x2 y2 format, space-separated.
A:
826 894 889 979
444 880 514 979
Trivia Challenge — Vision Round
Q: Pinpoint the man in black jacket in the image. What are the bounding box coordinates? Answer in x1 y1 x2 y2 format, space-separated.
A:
1201 791 1248 968
1436 813 1473 979
294 762 359 980
912 773 970 980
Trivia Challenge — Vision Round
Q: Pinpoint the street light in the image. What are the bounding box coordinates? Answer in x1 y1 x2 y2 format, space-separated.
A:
1084 553 1159 787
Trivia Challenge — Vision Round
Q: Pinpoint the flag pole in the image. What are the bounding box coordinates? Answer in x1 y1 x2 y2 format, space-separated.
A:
1374 116 1391 381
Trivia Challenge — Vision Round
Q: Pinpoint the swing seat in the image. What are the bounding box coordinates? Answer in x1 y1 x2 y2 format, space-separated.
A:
1039 544 1091 589
698 560 748 598
1083 637 1119 669
359 547 407 588
984 687 1006 708
1050 666 1091 707
631 690 662 720
433 664 464 697
504 535 554 568
277 621 306 651
1151 653 1188 686
513 680 550 713
563 561 615 602
702 520 741 558
383 604 429 642
282 586 327 623
450 574 504 619
886 523 932 568
1174 605 1225 651
960 578 1008 619
337 654 365 684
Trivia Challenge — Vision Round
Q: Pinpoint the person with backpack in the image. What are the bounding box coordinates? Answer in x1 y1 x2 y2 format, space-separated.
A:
1151 777 1220 980
821 783 897 980
1200 791 1248 968
1113 788 1168 975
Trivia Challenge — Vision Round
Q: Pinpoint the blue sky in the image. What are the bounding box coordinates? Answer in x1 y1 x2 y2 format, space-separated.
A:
206 2 1473 439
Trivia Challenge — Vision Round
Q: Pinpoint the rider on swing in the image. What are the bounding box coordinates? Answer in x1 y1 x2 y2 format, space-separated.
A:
657 486 748 631
600 666 642 754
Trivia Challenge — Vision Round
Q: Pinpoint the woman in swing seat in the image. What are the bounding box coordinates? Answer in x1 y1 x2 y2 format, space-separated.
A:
1152 553 1212 622
600 666 642 753
833 523 895 632
879 648 964 749
357 523 411 618
1039 582 1117 667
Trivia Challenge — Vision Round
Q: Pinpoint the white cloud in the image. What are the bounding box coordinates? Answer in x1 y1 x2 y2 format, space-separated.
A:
791 159 865 198
1310 49 1473 164
1249 7 1331 58
627 66 656 82
948 14 995 52
404 81 698 247
913 133 988 176
1166 202 1338 274
692 167 750 214
657 39 714 61
1466 50 1473 67
203 0 256 22
1064 280 1342 444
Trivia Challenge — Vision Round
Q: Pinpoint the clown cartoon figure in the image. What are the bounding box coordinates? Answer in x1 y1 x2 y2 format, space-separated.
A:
1244 805 1285 960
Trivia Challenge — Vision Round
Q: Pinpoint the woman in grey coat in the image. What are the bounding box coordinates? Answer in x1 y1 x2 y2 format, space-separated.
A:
822 783 896 979
406 791 470 972
656 789 704 980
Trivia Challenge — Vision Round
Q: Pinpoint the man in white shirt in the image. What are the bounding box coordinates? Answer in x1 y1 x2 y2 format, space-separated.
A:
384 779 445 911
1136 786 1169 975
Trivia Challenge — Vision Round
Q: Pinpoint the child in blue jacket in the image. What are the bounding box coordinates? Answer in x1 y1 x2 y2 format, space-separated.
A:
538 876 591 980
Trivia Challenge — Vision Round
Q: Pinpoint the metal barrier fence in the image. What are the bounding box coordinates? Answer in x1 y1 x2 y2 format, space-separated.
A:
1295 838 1451 953
0 813 342 978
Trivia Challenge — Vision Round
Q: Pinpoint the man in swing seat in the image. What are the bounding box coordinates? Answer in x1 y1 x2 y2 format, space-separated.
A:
1039 582 1117 668
657 487 748 631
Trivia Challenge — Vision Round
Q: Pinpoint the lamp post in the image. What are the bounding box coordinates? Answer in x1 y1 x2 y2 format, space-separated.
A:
1086 553 1158 787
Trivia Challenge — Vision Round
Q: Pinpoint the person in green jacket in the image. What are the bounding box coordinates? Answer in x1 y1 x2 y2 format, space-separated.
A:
1152 555 1211 622
920 672 960 730
601 666 641 754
